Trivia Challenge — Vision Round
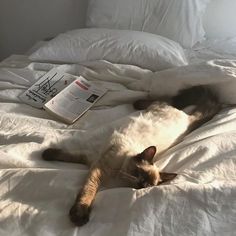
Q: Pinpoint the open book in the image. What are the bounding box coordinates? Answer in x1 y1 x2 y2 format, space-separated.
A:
19 68 107 124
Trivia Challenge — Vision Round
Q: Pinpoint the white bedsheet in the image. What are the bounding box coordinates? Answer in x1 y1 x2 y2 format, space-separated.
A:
0 56 236 236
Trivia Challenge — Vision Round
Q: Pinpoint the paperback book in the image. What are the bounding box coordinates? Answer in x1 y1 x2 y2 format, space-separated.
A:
19 68 107 124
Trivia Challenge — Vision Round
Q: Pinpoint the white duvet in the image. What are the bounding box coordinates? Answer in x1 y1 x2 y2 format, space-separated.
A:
0 56 236 236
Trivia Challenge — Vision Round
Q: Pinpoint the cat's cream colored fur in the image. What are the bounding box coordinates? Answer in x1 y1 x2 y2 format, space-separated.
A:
42 86 220 226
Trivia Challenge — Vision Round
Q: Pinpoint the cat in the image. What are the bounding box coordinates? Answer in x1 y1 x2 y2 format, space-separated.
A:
42 85 221 226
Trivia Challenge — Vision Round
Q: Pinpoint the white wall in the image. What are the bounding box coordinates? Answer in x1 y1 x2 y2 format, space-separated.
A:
1 0 236 61
0 0 88 61
204 0 236 39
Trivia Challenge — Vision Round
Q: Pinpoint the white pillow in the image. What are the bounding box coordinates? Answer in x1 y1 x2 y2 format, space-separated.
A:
86 0 210 48
30 28 188 71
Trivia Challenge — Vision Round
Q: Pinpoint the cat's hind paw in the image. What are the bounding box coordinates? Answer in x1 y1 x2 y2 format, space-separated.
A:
42 148 62 161
69 204 91 226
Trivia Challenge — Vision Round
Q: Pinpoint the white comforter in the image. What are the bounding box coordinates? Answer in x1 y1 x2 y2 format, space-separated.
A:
0 56 236 236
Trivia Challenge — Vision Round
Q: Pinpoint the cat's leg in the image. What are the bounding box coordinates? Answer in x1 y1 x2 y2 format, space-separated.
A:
42 148 88 165
69 163 104 226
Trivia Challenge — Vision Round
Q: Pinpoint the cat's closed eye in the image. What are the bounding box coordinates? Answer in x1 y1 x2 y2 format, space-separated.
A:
133 168 159 188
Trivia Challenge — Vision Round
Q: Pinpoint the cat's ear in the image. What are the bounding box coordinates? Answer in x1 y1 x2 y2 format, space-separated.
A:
159 172 177 183
136 146 156 163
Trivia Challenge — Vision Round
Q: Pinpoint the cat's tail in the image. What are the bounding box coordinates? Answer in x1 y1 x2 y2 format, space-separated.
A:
172 85 222 130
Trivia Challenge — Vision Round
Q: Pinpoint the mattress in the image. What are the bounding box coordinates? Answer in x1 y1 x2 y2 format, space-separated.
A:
0 38 236 236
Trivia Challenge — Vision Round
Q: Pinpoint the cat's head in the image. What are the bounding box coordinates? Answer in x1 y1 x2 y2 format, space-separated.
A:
127 146 177 188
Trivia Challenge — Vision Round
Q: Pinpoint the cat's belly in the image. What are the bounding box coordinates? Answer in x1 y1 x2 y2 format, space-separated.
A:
115 108 190 155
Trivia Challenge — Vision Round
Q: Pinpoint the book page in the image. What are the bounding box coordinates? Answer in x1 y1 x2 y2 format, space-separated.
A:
43 77 107 124
19 68 76 108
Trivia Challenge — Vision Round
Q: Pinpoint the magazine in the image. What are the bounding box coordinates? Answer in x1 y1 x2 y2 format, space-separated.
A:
19 68 107 124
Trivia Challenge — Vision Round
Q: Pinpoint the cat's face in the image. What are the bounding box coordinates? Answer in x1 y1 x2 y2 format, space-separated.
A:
127 146 177 188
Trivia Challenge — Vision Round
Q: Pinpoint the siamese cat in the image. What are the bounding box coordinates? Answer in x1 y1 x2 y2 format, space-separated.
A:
42 86 221 226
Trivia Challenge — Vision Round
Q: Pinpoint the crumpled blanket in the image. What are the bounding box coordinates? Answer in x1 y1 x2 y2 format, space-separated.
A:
0 56 236 236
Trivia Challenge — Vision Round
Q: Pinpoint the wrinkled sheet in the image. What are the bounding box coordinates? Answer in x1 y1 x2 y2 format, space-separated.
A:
185 37 236 64
0 55 236 236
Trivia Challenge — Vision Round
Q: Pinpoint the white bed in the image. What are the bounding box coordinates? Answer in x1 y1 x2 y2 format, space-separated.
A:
1 1 236 235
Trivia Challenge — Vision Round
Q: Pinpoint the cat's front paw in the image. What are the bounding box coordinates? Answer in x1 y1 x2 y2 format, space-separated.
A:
42 148 62 161
69 203 91 226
